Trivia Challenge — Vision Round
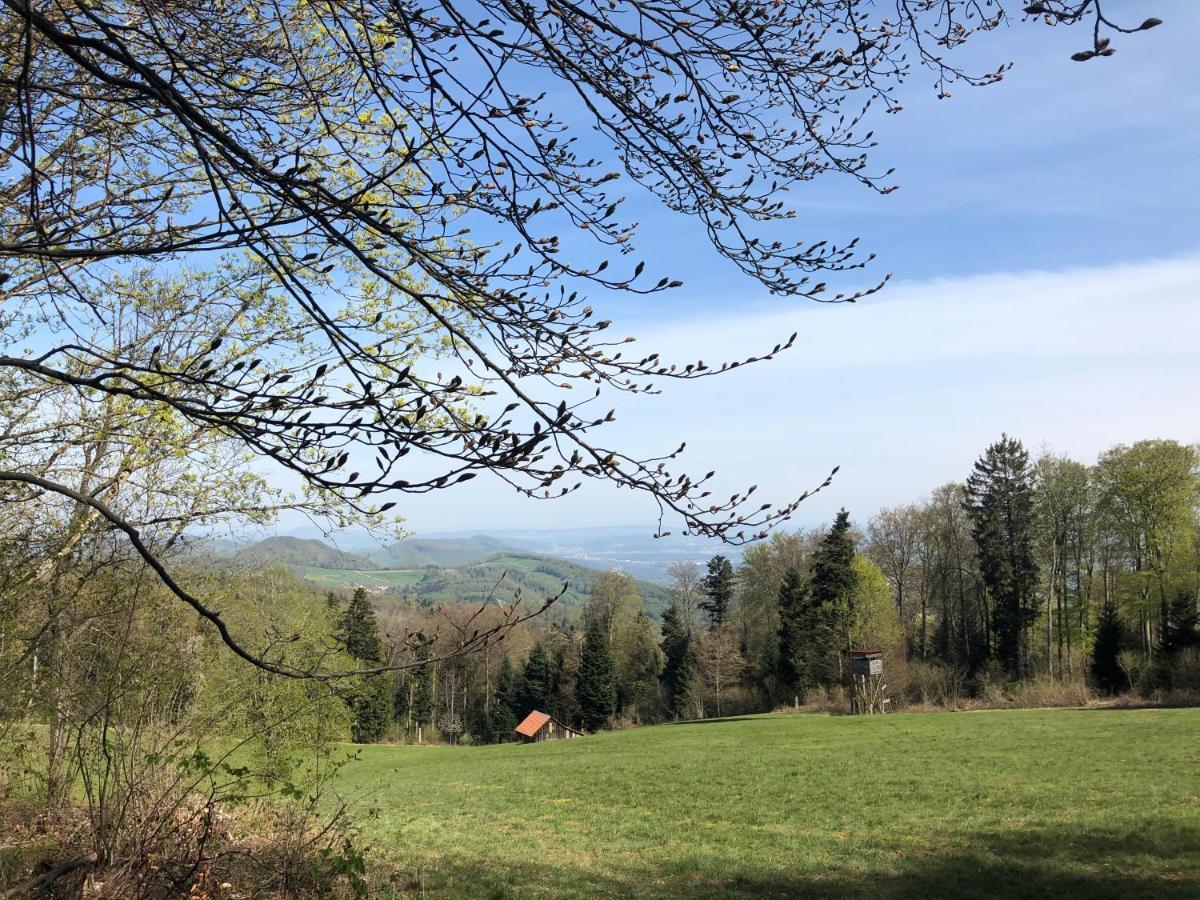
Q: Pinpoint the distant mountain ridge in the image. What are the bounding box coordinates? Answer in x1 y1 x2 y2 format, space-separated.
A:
366 535 526 568
389 552 672 616
425 525 737 581
234 536 379 570
220 523 755 582
219 534 671 616
209 534 525 570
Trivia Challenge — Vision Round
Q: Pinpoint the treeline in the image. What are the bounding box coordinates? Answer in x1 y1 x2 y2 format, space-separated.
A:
344 435 1200 743
868 436 1200 694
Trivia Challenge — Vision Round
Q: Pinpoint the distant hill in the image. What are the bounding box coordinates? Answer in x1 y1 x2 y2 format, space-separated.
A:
367 535 523 569
234 536 379 570
174 535 242 561
424 525 737 582
389 552 672 617
215 534 672 618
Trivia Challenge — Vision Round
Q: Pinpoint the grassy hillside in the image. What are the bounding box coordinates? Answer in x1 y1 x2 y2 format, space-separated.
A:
368 535 523 569
297 567 424 590
333 708 1200 899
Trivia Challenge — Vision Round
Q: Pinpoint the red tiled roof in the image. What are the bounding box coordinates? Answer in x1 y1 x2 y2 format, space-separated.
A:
514 710 552 737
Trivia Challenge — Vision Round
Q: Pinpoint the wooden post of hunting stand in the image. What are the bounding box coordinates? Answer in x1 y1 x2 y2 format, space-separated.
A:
847 648 889 714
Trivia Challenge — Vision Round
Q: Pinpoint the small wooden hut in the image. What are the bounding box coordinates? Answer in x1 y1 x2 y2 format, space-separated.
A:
514 710 582 742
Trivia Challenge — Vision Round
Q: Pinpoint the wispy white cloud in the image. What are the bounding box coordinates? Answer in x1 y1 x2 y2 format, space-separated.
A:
531 254 1200 527
650 255 1200 371
356 254 1200 533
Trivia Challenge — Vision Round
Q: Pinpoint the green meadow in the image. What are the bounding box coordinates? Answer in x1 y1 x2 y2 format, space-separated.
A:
297 567 424 590
333 708 1200 899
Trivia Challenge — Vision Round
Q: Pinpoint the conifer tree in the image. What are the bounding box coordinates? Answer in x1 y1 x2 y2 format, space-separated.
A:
1161 590 1200 657
412 639 435 743
337 588 392 743
468 695 494 745
660 604 697 719
700 555 736 627
811 511 856 608
548 641 573 723
775 567 814 704
1090 600 1127 695
576 616 616 731
338 588 384 663
490 655 520 741
1149 590 1200 691
519 642 554 715
807 510 857 685
965 435 1039 678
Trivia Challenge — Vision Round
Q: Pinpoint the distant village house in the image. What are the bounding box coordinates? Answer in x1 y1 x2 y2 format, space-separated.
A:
514 710 582 743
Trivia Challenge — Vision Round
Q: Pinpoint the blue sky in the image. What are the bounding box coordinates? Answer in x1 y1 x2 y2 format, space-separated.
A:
290 3 1200 537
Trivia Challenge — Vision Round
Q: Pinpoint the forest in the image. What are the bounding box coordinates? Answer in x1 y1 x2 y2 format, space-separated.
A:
334 434 1200 748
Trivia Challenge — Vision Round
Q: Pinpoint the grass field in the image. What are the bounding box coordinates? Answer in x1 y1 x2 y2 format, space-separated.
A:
298 567 424 589
332 708 1200 899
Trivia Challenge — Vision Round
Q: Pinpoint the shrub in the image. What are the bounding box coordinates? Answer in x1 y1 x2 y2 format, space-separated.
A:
904 661 968 709
794 684 849 715
0 741 379 899
1118 650 1148 694
1007 675 1093 709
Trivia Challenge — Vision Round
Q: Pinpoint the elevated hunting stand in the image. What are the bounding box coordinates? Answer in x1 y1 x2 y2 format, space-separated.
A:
847 648 889 715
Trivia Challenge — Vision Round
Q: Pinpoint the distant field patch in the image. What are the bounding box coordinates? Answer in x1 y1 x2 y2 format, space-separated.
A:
332 708 1200 899
298 567 423 589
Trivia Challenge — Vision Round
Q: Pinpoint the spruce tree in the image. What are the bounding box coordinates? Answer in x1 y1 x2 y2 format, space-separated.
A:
807 509 857 686
519 642 554 715
337 588 392 743
576 615 616 731
1150 590 1200 691
775 567 813 703
1161 590 1200 656
965 435 1039 679
811 511 856 608
468 695 494 745
700 555 735 627
352 681 393 744
660 604 697 719
549 644 568 711
490 654 520 741
1090 601 1127 695
412 639 435 743
338 588 384 663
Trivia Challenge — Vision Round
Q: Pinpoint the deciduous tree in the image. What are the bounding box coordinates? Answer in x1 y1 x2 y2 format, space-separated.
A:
867 504 923 645
1095 440 1200 657
695 628 745 719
